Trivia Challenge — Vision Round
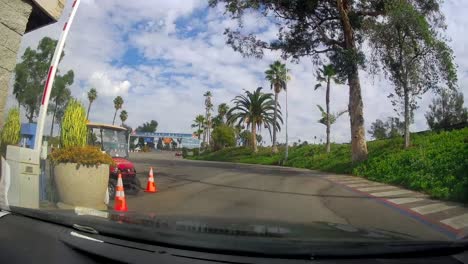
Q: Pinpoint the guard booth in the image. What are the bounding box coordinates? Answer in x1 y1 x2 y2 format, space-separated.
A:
20 123 37 149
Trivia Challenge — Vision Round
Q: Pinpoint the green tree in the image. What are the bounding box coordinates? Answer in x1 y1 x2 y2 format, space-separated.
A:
315 64 343 153
119 110 128 126
86 88 98 119
217 103 230 122
425 89 468 130
136 120 158 133
211 125 236 150
13 37 67 123
210 0 453 162
112 96 124 125
49 70 74 136
191 114 205 140
227 87 281 152
265 60 289 154
368 1 457 148
316 105 347 147
368 119 388 140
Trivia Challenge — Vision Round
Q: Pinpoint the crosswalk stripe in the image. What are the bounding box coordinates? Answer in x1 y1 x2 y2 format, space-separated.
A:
440 214 468 229
347 182 384 188
372 189 413 197
336 179 369 184
411 203 456 215
358 186 398 192
388 197 424 205
326 176 355 180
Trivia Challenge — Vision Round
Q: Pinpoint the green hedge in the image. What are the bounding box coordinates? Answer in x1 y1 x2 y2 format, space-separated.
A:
191 128 468 202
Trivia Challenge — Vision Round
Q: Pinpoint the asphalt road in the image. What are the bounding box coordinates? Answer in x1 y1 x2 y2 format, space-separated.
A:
125 151 449 241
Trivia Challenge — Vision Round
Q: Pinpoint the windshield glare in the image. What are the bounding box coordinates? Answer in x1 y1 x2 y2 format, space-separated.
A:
1 0 468 254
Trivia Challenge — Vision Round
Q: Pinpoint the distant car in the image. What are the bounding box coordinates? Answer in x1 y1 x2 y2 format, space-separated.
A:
175 152 182 157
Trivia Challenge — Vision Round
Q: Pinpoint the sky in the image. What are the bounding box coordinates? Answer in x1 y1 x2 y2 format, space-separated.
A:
7 0 468 144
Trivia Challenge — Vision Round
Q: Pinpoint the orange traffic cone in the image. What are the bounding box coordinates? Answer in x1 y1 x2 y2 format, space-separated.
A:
145 167 158 193
114 173 128 212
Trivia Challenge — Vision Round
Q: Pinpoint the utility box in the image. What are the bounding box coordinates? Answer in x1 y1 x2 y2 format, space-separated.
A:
20 123 37 149
6 146 40 209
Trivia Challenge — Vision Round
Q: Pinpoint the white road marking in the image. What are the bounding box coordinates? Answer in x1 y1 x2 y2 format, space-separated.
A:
411 203 457 215
326 176 355 180
358 186 398 192
388 197 424 205
372 189 413 197
441 214 468 229
347 182 385 188
336 179 369 184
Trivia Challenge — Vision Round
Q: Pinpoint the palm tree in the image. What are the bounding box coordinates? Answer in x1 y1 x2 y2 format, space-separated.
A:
315 64 342 153
227 87 282 153
203 91 213 146
191 114 205 140
217 103 230 123
86 88 98 119
265 60 289 154
317 105 347 146
120 110 128 125
112 96 124 125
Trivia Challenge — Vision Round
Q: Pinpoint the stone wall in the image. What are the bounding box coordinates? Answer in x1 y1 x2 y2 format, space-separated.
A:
0 0 33 128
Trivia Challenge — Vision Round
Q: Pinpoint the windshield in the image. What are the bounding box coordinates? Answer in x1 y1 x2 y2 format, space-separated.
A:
1 0 467 256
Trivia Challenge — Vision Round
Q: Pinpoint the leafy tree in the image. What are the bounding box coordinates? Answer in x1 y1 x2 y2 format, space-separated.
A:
238 130 262 147
210 0 454 162
191 114 205 140
136 120 158 133
368 1 457 148
425 89 468 130
227 87 281 152
368 117 404 140
119 110 128 125
212 125 236 150
217 103 230 123
112 96 124 125
86 88 98 119
316 105 347 147
368 119 388 140
49 70 74 136
315 64 343 153
265 60 289 154
14 37 68 123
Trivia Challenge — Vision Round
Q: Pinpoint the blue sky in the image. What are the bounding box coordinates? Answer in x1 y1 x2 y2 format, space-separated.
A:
9 0 468 144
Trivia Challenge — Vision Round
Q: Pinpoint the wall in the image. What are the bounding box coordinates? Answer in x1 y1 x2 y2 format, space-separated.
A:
0 0 33 128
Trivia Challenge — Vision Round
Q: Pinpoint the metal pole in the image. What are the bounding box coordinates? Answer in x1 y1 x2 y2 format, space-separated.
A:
34 0 81 151
285 88 289 162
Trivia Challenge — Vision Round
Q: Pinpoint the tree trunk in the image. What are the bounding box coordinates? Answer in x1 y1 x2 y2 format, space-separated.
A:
272 91 279 153
87 102 92 119
251 123 258 153
404 88 410 148
337 0 368 162
112 110 117 125
27 108 34 123
326 77 331 153
50 101 58 137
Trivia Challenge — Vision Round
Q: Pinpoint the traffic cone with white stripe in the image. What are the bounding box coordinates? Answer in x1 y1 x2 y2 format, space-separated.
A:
145 167 158 193
114 173 128 212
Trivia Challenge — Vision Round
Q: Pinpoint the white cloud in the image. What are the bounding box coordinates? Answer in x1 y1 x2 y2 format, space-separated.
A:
89 72 131 97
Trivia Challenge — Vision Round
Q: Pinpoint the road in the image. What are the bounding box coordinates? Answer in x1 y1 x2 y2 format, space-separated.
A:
124 151 453 241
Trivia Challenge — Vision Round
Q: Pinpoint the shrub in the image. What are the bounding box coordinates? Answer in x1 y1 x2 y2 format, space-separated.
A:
49 146 114 167
0 108 20 156
61 99 87 148
212 125 236 150
141 145 151 152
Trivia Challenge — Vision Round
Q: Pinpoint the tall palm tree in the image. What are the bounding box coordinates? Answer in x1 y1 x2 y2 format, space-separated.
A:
217 103 230 123
86 88 97 120
315 64 342 153
191 114 205 140
120 110 128 125
203 91 213 146
265 60 289 154
227 87 282 153
112 96 124 125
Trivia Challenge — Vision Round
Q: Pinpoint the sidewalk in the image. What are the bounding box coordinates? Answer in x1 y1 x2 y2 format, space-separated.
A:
323 175 468 238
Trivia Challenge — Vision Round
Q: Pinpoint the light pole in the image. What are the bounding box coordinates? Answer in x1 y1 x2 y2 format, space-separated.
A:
284 87 289 162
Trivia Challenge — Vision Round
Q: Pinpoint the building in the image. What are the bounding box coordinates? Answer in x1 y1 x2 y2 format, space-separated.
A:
0 0 67 128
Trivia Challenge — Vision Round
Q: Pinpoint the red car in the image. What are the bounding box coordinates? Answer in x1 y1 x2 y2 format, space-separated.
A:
87 122 140 199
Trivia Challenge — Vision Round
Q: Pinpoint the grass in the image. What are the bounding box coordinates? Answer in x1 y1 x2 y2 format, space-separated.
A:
189 128 468 203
